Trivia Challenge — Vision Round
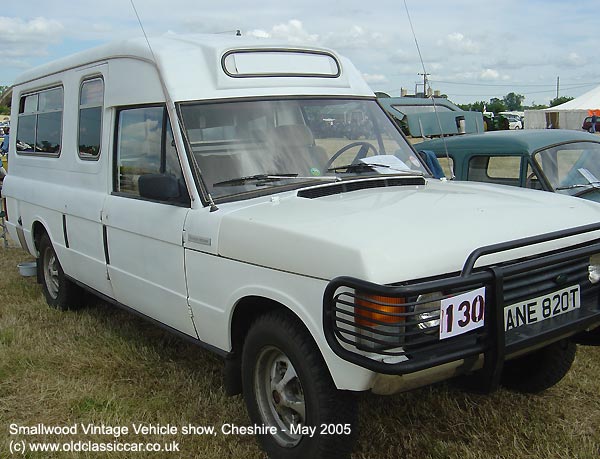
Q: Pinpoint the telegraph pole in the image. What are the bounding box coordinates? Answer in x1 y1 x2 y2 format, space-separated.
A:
556 76 560 100
418 72 430 97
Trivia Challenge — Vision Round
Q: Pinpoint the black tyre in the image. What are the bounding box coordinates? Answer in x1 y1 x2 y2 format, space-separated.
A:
571 326 600 346
242 310 357 459
501 339 576 393
38 233 84 310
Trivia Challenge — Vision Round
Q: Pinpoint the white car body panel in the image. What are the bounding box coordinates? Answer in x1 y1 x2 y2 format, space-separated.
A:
216 180 600 284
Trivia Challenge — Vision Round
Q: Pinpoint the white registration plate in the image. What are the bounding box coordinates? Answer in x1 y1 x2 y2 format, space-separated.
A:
504 285 580 331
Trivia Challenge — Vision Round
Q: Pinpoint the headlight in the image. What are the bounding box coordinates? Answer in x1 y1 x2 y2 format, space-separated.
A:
590 253 600 284
414 292 442 332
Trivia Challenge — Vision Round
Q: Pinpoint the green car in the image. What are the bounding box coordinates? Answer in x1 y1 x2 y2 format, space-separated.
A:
418 129 600 202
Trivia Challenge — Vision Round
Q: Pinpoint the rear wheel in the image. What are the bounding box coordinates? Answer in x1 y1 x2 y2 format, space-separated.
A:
501 339 576 393
242 310 357 459
38 233 83 310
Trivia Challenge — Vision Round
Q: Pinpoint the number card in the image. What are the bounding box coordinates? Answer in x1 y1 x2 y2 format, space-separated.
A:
439 287 486 340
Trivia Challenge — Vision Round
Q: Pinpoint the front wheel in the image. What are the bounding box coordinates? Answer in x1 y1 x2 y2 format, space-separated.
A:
38 233 83 310
501 339 576 393
242 310 357 459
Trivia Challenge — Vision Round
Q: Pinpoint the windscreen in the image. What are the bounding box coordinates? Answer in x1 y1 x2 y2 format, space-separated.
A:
534 141 600 201
179 98 426 200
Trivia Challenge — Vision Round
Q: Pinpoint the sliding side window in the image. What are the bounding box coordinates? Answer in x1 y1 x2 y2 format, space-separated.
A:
17 86 63 155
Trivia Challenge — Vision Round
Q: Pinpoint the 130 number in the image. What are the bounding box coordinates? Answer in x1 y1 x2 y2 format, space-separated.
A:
439 287 486 340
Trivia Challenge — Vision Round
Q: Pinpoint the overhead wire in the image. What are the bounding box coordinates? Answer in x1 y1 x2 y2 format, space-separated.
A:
403 0 454 178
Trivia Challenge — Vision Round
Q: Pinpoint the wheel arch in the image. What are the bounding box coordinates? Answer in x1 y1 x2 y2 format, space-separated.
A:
225 295 328 396
32 220 49 253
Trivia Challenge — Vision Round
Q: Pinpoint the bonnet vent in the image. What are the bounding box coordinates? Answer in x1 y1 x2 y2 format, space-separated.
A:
297 176 426 199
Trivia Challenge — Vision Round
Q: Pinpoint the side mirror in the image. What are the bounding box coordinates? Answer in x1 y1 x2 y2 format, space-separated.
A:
138 173 181 201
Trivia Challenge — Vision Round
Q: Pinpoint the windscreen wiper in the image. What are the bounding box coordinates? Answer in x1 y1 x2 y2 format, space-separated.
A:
214 174 298 187
555 181 600 198
327 163 424 175
555 181 600 191
328 163 386 173
213 173 340 187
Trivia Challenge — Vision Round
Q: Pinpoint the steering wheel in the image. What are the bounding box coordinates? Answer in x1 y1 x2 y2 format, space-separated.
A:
325 141 379 169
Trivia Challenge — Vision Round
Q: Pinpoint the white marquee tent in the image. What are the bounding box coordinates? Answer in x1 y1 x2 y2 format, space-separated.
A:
525 85 600 130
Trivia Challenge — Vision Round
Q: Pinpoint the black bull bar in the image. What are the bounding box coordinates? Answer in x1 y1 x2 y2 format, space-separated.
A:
323 222 600 390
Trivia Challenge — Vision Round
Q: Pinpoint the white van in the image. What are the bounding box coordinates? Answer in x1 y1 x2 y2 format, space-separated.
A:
3 34 600 459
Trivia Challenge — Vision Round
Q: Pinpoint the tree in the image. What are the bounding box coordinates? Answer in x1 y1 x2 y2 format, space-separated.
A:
457 101 486 112
549 96 574 107
458 98 506 114
503 92 525 111
0 86 10 115
524 101 548 110
487 98 506 114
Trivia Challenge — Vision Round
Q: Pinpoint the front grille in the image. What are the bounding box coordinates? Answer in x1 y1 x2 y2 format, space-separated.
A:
503 257 592 304
500 255 600 350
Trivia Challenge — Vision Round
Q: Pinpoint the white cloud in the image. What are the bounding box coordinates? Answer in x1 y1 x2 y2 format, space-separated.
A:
389 49 413 64
0 17 65 57
249 19 319 44
479 68 500 80
247 29 270 39
362 73 388 84
438 32 481 54
323 25 388 50
247 20 387 52
565 52 586 66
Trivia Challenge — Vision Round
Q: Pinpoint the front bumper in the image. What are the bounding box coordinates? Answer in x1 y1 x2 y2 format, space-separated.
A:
323 223 600 391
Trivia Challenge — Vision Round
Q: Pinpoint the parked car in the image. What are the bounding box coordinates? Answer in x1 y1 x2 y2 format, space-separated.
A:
582 116 600 133
418 129 600 202
482 112 522 131
3 35 600 459
504 114 523 130
378 96 484 137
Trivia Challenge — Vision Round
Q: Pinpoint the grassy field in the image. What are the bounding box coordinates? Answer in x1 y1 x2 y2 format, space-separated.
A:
1 242 600 458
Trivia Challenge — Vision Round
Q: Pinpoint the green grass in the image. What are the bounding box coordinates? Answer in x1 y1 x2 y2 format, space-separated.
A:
1 243 600 458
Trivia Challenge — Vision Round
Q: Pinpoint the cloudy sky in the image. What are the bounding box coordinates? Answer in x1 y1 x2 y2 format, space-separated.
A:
1 0 597 105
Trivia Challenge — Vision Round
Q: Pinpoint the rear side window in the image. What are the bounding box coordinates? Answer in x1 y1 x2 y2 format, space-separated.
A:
17 86 63 155
78 78 104 160
468 155 521 185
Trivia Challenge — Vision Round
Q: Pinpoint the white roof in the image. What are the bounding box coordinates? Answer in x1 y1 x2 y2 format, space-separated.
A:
14 33 374 102
546 84 600 111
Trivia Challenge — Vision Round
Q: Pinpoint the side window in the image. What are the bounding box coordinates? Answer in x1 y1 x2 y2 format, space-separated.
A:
17 87 63 155
79 78 104 159
115 106 187 203
468 155 521 186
